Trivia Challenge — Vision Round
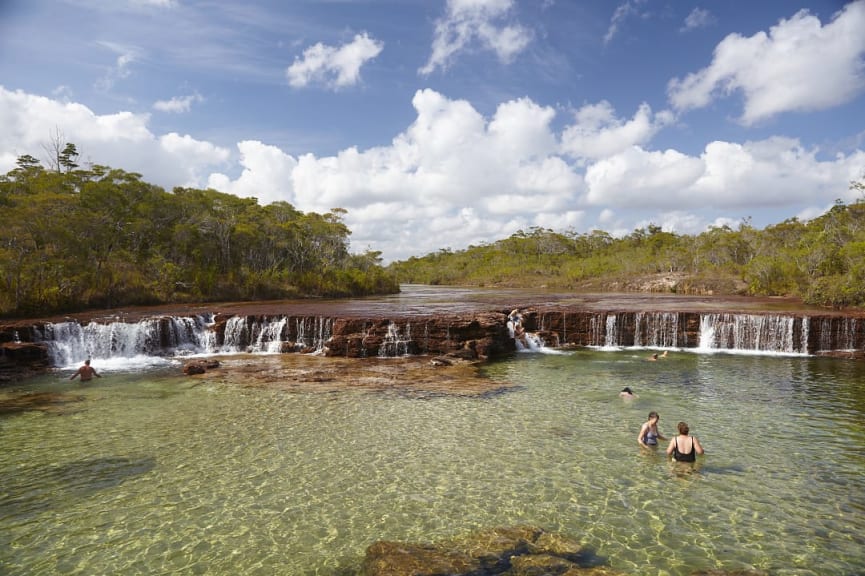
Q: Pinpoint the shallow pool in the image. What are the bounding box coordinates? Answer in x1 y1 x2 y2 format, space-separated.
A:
1 349 863 575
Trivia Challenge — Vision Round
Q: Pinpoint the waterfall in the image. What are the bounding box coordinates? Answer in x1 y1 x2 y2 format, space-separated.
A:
294 317 332 353
221 316 288 354
515 331 545 352
634 312 680 348
698 313 806 354
589 314 604 346
817 317 859 351
35 315 214 366
604 314 618 348
32 313 339 366
379 322 412 357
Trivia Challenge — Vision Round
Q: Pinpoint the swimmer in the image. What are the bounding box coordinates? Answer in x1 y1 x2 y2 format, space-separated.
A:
619 386 637 400
638 411 665 449
666 421 705 462
70 359 101 382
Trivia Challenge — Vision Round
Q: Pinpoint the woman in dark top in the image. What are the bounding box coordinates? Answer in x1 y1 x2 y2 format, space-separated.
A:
665 421 704 462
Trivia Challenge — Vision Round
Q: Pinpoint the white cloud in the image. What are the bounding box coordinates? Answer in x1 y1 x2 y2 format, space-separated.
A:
2 85 864 263
286 33 383 90
207 141 297 205
668 1 865 124
604 0 647 45
0 86 228 187
584 147 704 208
153 93 204 113
680 8 714 33
690 138 852 205
583 137 865 213
560 101 673 163
285 89 581 259
420 0 532 75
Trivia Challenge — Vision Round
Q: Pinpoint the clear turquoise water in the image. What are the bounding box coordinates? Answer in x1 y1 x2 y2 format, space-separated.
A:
1 349 864 575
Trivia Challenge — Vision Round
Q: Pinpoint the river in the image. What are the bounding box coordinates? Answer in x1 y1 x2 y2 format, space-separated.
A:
1 288 864 575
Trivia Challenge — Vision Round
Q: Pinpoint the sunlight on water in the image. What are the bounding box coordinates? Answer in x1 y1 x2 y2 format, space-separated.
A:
1 351 864 575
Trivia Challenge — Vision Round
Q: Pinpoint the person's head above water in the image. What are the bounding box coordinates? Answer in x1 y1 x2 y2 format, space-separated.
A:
622 387 633 394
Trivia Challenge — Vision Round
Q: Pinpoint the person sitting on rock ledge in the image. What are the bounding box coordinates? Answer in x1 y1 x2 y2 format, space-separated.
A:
507 308 523 326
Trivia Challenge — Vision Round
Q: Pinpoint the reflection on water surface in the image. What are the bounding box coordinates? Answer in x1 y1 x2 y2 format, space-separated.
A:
1 350 864 575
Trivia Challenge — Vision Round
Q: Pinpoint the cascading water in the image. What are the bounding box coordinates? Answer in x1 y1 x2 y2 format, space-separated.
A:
379 322 411 357
588 313 620 349
589 314 605 347
221 316 289 354
698 313 806 354
818 317 859 351
294 317 332 353
634 312 680 348
604 314 618 348
27 306 863 367
35 315 214 366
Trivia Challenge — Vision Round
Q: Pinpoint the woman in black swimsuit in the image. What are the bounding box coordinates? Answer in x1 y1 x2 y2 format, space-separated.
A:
665 421 704 462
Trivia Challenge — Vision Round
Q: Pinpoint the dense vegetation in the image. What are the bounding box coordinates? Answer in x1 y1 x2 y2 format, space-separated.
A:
0 146 397 317
4 140 863 316
388 180 865 309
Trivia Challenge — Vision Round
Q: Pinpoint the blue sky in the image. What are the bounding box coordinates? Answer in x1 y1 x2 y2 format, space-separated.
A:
2 0 864 262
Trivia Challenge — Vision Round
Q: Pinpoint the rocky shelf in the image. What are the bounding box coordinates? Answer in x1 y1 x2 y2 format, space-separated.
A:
2 290 865 383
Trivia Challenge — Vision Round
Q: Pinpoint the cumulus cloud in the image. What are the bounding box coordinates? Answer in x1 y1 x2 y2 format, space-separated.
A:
585 147 704 208
560 101 674 163
2 85 863 262
668 1 865 124
0 85 228 187
283 89 582 258
583 137 865 213
420 0 532 75
153 93 204 113
207 141 298 205
286 32 383 90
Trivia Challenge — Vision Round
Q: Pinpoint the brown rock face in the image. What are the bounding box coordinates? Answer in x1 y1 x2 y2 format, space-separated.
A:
323 312 514 359
0 342 50 382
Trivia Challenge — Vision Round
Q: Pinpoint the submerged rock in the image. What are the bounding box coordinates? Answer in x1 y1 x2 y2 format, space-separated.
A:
360 525 773 575
690 571 768 576
182 359 220 375
0 391 85 415
361 525 608 576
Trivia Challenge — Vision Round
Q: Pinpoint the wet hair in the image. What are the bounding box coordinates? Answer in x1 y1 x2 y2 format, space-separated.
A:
678 422 690 435
622 387 633 394
648 411 659 420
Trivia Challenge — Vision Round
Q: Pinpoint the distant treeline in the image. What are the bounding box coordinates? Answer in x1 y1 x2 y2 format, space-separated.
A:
0 148 398 317
388 180 865 309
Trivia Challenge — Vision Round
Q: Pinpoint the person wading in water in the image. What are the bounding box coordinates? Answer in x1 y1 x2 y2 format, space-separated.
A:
70 359 101 382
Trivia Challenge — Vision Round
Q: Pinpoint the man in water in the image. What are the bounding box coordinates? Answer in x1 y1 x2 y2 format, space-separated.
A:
70 359 101 382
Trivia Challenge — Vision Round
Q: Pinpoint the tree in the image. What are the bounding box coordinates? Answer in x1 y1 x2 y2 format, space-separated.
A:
59 143 80 173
